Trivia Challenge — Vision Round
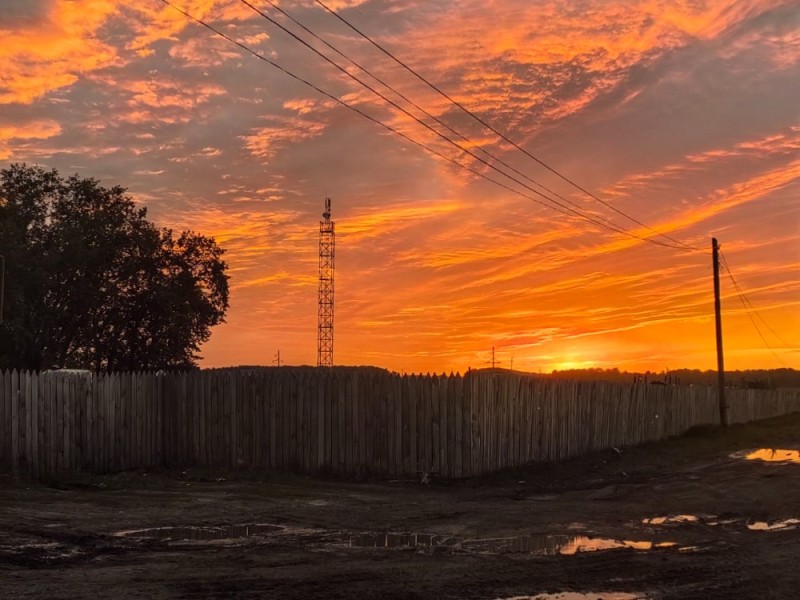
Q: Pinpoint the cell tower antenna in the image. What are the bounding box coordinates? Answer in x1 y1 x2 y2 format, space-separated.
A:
317 197 335 367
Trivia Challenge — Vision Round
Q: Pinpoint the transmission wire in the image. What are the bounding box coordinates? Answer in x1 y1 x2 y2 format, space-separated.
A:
313 0 701 252
251 0 652 243
720 251 799 355
234 0 690 250
157 0 644 232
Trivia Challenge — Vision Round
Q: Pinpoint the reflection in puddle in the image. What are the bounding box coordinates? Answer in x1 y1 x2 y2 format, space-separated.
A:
565 538 676 554
732 449 800 463
643 514 800 532
114 523 283 542
349 533 438 548
747 519 799 531
500 593 644 600
464 535 676 556
642 515 700 525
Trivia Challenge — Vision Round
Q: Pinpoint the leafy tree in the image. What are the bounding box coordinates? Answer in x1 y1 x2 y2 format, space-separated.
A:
0 164 229 371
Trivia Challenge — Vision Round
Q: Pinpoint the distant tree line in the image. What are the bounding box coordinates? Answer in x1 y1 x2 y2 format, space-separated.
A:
547 367 800 389
0 164 229 371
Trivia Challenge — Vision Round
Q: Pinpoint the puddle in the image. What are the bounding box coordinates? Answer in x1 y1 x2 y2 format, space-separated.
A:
642 515 700 525
500 593 644 600
113 523 284 543
349 533 440 548
561 538 675 554
747 519 799 531
731 449 800 463
643 513 799 532
464 535 676 556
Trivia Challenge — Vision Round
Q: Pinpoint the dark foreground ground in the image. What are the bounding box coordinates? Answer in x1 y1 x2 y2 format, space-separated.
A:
1 414 799 600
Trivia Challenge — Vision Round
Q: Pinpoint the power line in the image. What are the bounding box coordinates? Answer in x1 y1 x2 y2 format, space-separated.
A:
156 0 643 232
252 0 654 244
720 251 797 351
162 0 691 252
235 0 690 251
720 251 799 355
725 273 789 367
719 252 796 367
312 0 701 253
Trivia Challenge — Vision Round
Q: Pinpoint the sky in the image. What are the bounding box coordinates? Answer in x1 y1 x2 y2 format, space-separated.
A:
2 0 798 373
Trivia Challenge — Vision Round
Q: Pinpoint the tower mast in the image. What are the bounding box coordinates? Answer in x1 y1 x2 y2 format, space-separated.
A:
317 198 335 367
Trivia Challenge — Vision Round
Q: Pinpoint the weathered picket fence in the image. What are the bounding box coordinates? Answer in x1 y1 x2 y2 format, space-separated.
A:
1 368 798 479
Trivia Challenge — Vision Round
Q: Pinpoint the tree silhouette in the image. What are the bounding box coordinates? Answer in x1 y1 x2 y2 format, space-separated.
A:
0 164 229 371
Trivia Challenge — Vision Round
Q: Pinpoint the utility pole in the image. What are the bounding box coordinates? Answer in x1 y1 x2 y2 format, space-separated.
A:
273 350 281 367
485 346 498 370
712 238 728 426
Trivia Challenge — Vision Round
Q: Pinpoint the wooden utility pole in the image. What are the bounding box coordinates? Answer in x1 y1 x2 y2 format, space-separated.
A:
712 238 728 426
485 346 498 370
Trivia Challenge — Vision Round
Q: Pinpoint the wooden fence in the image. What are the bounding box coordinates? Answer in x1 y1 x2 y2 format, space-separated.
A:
2 368 799 479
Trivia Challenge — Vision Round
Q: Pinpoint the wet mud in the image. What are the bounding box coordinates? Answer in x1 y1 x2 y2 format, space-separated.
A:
1 413 799 599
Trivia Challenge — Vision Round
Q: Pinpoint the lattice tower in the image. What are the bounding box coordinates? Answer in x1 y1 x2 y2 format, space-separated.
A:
317 197 335 367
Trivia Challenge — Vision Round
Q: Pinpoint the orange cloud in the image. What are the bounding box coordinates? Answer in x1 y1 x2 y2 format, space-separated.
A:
659 159 800 234
0 0 263 106
0 120 62 159
605 127 800 203
385 0 791 126
336 201 463 243
167 35 244 67
0 0 118 104
242 117 328 159
125 1 254 52
127 79 226 109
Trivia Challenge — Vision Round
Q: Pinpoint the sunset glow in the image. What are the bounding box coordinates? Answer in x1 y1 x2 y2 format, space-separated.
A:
2 0 798 373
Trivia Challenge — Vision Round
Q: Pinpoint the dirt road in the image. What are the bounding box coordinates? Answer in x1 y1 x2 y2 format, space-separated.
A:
1 414 798 599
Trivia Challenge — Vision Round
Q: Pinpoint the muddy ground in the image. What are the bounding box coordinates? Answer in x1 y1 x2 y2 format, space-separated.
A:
1 414 798 600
